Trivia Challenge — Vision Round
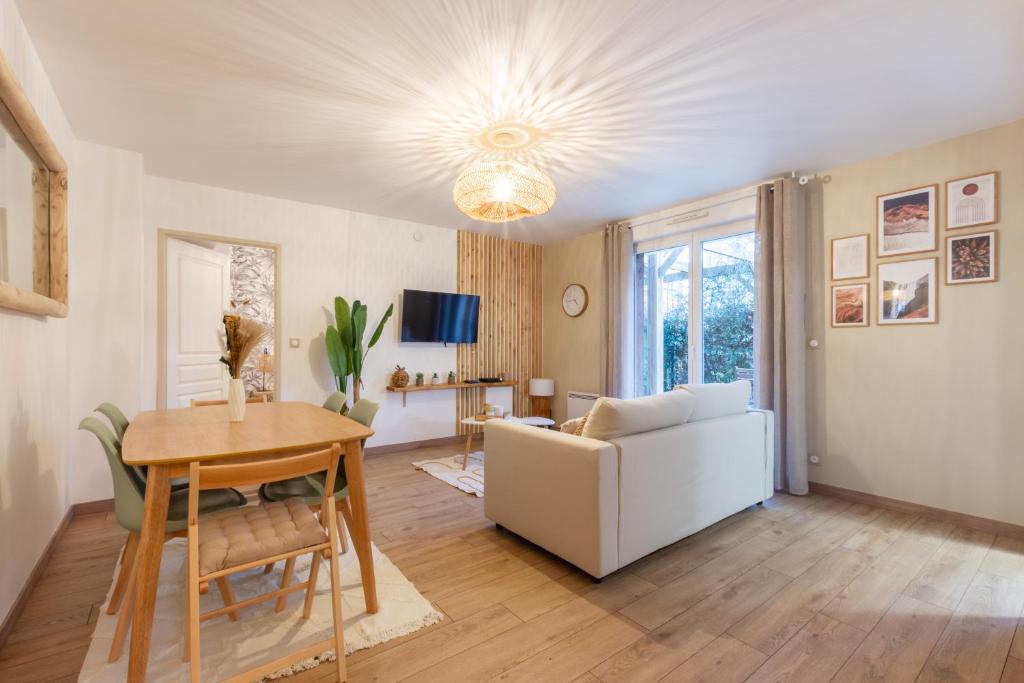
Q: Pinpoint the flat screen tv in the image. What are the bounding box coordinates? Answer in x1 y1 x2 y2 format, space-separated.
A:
401 289 479 344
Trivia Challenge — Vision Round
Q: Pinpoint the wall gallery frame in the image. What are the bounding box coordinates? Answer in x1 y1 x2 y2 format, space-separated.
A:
877 185 938 258
946 171 998 230
831 234 869 280
946 231 997 285
878 257 938 325
832 283 869 327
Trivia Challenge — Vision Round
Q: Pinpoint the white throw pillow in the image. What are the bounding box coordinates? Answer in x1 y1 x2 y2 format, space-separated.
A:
673 380 752 421
581 391 696 441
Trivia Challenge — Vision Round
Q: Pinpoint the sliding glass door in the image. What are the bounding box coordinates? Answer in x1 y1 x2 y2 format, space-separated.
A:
635 224 755 396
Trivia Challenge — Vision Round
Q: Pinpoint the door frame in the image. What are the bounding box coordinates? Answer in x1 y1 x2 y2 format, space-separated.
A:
157 228 282 409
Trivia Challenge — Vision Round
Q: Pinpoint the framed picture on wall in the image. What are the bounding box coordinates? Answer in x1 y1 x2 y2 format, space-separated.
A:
832 283 869 327
878 257 938 325
831 234 869 280
946 171 998 229
947 231 997 284
877 185 938 257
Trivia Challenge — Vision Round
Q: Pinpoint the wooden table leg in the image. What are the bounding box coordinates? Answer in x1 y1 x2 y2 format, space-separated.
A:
128 465 171 681
463 432 472 470
342 440 378 614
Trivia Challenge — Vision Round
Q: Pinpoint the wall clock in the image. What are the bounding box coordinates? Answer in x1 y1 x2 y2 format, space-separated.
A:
562 283 588 317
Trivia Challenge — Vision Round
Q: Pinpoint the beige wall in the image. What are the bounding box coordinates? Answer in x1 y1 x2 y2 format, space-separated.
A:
810 118 1024 525
542 229 604 425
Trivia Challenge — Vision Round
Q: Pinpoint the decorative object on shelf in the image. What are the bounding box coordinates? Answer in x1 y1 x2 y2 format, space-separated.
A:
877 185 938 257
325 296 394 406
561 283 588 317
386 379 517 407
415 372 425 386
947 171 998 229
529 377 555 418
220 314 269 422
947 231 997 284
430 372 441 385
831 283 869 327
448 371 456 385
453 159 556 222
391 365 410 388
831 234 870 281
878 258 938 325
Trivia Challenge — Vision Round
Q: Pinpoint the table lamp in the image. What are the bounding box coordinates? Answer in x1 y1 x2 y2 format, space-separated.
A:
529 378 555 418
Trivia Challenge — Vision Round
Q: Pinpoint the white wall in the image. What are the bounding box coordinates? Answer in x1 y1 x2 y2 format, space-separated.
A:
0 0 76 625
141 176 458 449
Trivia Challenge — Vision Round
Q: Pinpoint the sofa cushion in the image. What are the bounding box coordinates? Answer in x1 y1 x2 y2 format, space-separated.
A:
560 415 588 435
581 391 695 441
673 380 751 421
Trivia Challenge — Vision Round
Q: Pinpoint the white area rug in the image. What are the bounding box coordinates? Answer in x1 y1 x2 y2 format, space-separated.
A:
413 451 484 496
79 532 442 682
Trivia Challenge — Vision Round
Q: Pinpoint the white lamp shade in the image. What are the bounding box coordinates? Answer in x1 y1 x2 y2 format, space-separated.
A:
529 378 555 397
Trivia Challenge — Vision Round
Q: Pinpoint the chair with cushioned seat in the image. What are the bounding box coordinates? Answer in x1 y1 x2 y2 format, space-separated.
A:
95 402 192 493
322 390 347 414
78 417 248 663
185 443 348 683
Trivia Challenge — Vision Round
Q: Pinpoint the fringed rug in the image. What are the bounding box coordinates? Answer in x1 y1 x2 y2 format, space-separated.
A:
78 531 442 682
412 451 484 496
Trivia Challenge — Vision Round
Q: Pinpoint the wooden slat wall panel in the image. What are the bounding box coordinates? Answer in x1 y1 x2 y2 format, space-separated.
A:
456 231 543 433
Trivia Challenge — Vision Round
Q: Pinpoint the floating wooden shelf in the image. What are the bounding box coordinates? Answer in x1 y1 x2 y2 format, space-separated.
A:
386 380 517 407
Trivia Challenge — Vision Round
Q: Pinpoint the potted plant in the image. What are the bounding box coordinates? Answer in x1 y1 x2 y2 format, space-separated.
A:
220 314 269 422
325 296 394 408
415 372 425 386
448 370 456 385
431 372 441 385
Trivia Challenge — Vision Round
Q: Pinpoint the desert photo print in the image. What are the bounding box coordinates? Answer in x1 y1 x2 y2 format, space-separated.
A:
877 185 937 256
878 258 937 325
832 283 868 327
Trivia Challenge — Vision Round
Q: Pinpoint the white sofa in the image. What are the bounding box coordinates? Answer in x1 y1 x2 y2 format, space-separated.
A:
483 384 774 578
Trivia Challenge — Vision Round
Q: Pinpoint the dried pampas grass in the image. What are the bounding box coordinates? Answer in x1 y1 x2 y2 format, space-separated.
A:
221 314 269 379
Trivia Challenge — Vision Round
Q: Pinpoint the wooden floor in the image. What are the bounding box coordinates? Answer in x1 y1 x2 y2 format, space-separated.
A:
3 443 1024 682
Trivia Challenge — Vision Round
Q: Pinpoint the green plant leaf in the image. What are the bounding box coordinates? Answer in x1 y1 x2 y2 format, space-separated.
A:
352 304 367 348
325 326 348 380
334 297 351 339
367 303 394 349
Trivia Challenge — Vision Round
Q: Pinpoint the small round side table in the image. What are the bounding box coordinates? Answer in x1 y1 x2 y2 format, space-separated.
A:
459 416 489 470
516 416 556 428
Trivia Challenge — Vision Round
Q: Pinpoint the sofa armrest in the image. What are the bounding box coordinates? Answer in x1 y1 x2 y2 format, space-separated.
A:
483 420 619 578
746 409 775 499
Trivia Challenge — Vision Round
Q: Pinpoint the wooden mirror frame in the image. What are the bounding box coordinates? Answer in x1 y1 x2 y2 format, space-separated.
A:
0 49 68 317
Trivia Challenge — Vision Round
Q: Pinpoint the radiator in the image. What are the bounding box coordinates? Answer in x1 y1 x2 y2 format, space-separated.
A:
567 391 600 420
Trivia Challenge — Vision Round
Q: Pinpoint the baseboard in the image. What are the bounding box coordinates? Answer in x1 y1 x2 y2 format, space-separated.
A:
72 498 115 515
0 504 75 652
365 434 466 456
809 481 1024 540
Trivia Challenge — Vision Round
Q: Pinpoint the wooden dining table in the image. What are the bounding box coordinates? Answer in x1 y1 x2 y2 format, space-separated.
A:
121 401 376 681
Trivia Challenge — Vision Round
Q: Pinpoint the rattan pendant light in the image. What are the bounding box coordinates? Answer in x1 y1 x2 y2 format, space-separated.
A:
453 160 556 222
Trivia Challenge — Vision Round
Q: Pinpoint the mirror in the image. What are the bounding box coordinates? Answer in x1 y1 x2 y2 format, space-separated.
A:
0 130 47 293
0 47 68 318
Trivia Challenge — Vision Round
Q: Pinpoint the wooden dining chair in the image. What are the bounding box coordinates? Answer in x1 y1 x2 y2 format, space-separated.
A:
78 417 247 663
185 444 348 683
190 394 269 407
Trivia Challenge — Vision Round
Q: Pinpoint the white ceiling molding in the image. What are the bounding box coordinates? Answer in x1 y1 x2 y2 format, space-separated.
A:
18 0 1024 244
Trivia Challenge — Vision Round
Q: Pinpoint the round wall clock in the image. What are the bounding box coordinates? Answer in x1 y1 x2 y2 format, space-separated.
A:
562 283 588 318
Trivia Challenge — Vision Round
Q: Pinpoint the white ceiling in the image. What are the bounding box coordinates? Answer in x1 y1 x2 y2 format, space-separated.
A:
18 0 1024 243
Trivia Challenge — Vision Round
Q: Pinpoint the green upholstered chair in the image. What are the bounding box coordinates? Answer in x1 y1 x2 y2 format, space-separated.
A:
322 391 347 414
78 417 247 662
95 402 190 491
259 398 377 568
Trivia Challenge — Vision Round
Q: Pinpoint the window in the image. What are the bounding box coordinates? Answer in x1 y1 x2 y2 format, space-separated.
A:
635 223 756 396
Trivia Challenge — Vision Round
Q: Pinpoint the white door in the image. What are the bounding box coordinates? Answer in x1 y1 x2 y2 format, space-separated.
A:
165 238 232 408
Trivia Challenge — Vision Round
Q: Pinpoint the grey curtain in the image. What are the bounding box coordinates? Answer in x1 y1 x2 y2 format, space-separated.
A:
755 179 809 494
602 223 634 398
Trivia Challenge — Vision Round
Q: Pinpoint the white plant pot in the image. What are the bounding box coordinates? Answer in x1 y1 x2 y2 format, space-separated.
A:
228 378 246 422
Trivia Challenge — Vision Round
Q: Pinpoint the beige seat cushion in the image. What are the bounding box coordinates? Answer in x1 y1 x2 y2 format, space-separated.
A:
672 380 752 421
581 391 696 441
198 498 327 576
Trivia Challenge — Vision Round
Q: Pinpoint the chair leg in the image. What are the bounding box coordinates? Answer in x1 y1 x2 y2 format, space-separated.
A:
326 497 348 681
107 532 140 615
302 551 322 619
275 557 296 612
336 508 350 554
188 531 201 682
107 563 137 662
215 577 241 621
